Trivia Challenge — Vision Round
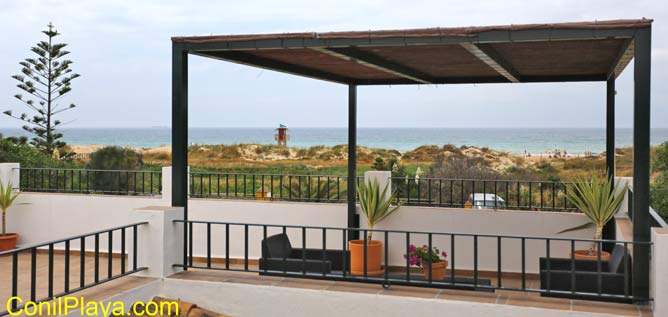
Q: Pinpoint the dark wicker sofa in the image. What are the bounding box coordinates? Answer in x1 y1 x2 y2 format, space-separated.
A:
539 244 632 302
259 233 348 274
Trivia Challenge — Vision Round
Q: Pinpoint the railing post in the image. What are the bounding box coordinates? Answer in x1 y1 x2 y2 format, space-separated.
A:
129 206 184 277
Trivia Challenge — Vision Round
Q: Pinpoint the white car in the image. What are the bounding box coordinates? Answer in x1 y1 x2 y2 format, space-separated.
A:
468 193 506 210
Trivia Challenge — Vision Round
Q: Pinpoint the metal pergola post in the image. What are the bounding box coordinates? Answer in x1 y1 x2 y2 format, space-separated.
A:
632 27 651 301
172 43 189 270
602 75 616 250
606 76 616 180
347 85 359 241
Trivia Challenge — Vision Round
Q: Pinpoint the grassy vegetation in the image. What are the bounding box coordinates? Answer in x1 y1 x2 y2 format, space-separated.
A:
138 143 649 180
5 138 668 219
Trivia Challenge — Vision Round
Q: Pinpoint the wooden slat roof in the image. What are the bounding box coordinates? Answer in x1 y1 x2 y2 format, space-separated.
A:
172 19 652 85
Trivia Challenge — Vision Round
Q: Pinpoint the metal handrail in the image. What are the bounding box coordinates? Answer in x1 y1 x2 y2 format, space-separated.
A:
175 219 648 244
0 222 149 315
174 220 651 302
627 187 667 228
0 221 148 255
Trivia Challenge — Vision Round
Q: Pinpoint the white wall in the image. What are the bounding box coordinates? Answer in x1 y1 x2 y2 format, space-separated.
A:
3 164 595 274
651 227 668 316
8 191 595 273
367 205 594 273
9 193 163 251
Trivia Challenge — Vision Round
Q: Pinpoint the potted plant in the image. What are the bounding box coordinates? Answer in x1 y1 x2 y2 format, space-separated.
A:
349 179 400 276
0 182 21 251
559 175 627 260
405 244 448 280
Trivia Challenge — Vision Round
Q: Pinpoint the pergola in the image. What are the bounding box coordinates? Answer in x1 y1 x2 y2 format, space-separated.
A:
171 19 652 298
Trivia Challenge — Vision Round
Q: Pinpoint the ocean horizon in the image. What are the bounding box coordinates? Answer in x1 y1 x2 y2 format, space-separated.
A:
1 127 668 155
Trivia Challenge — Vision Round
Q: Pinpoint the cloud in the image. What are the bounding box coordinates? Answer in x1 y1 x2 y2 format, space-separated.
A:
0 0 666 128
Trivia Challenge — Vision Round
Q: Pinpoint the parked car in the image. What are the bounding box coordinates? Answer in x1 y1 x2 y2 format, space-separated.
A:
467 193 506 210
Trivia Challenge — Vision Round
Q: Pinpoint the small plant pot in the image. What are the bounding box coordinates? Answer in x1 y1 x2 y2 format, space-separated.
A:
349 240 384 276
422 260 448 280
571 250 611 261
0 233 18 252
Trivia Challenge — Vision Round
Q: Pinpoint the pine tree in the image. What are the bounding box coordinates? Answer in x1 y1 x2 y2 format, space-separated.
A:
3 23 80 154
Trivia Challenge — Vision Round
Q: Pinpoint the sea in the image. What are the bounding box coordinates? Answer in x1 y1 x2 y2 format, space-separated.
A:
1 127 668 155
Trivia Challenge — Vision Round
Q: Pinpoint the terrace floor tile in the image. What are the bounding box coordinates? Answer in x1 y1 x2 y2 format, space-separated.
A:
505 293 572 310
379 285 441 299
274 278 336 290
571 299 645 317
437 288 499 303
325 281 383 295
2 253 652 317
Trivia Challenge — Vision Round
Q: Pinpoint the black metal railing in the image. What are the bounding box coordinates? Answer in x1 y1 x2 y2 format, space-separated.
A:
0 222 148 316
627 188 667 228
189 172 363 202
17 168 162 196
392 177 576 212
174 220 650 303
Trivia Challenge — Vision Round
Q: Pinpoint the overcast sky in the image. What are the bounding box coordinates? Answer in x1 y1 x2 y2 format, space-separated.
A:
0 0 666 128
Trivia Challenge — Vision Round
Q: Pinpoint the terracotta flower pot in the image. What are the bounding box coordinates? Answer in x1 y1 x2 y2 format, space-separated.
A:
571 250 611 261
349 240 384 276
422 260 448 280
0 233 18 252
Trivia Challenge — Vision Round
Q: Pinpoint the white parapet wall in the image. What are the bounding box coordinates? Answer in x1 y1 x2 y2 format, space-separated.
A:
651 227 668 316
6 165 594 274
9 194 593 274
8 192 166 252
130 206 184 278
363 205 594 273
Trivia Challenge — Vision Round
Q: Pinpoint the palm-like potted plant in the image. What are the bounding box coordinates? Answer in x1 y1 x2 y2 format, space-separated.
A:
0 182 21 251
349 179 400 276
560 175 627 260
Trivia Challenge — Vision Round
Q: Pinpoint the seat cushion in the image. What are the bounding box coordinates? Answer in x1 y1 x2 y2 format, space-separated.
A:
608 244 630 274
262 233 293 258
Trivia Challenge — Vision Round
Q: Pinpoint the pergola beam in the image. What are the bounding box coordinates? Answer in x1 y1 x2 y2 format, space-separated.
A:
460 43 519 83
314 47 434 84
609 39 634 79
179 27 637 52
353 74 606 85
196 50 353 85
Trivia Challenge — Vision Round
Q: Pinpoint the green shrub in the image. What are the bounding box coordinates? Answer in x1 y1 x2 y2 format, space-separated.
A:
87 146 142 193
651 173 668 220
0 136 62 168
652 141 668 219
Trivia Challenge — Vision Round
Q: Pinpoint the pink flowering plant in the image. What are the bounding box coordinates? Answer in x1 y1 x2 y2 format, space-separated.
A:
404 244 447 267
